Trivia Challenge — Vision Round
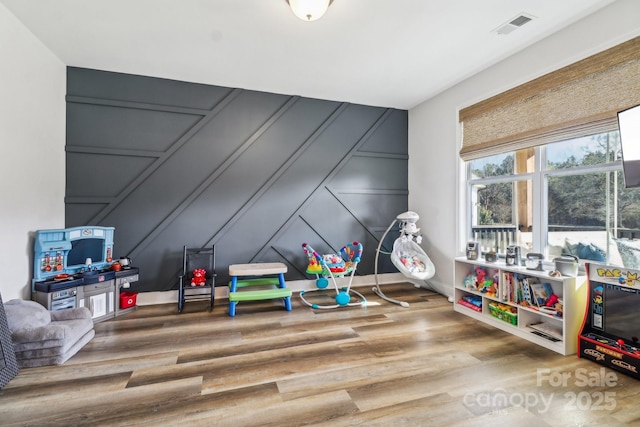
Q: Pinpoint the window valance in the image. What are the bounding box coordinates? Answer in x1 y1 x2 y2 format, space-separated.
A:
459 36 640 161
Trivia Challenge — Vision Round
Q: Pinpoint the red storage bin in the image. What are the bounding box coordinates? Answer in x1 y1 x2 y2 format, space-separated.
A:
120 292 137 309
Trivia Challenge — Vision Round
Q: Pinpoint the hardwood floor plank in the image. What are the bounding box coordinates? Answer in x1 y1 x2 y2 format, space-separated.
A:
199 337 382 394
177 327 361 364
2 376 204 426
277 349 482 401
348 353 541 412
312 392 473 427
266 313 393 337
0 372 132 407
120 383 284 426
4 352 179 386
202 389 358 427
128 330 367 390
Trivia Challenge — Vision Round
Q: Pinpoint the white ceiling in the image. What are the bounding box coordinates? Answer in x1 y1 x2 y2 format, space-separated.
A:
1 0 617 109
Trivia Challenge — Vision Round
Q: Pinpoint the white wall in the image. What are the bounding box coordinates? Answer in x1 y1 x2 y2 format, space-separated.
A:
409 0 640 298
0 4 66 301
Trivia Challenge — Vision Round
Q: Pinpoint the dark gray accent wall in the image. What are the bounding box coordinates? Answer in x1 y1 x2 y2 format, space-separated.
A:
65 67 408 292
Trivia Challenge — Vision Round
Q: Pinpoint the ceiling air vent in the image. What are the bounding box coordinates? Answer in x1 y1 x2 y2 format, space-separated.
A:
494 13 534 35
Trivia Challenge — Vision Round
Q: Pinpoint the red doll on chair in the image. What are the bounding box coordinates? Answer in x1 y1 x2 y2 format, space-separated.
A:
191 268 207 286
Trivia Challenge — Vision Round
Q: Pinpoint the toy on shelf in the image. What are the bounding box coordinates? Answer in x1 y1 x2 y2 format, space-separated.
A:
458 294 482 312
463 274 475 289
505 276 563 317
299 242 366 309
373 211 436 307
462 266 499 297
475 267 487 286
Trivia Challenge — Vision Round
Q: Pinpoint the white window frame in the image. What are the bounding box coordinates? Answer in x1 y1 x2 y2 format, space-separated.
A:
464 137 624 260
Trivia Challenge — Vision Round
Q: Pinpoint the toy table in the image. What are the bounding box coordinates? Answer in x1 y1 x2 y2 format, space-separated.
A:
227 262 292 316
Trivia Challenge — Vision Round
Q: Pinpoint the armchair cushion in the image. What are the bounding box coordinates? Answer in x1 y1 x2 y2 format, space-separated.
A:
11 317 93 348
4 299 94 368
5 299 50 332
51 307 91 322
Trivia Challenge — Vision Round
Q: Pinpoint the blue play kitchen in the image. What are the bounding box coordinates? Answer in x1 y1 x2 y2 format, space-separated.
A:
31 226 139 322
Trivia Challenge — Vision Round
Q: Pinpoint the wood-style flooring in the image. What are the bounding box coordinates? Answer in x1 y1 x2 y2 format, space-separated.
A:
2 283 640 426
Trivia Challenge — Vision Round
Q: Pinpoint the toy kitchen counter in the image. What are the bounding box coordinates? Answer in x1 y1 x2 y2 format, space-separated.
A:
31 226 140 322
32 267 140 322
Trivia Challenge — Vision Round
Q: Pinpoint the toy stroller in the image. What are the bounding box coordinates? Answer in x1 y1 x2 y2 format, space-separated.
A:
299 242 367 309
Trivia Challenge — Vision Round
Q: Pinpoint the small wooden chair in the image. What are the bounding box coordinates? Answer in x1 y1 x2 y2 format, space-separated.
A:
178 246 216 313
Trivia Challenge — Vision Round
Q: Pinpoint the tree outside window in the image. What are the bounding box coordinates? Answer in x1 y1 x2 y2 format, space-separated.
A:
466 130 640 267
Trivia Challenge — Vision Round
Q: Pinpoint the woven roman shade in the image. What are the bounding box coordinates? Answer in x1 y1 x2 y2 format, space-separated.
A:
459 36 640 161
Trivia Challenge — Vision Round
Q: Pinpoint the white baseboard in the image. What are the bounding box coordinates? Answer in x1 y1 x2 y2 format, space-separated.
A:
136 273 426 306
422 278 453 299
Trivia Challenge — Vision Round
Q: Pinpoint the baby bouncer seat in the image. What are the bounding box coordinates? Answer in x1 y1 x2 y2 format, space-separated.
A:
299 242 367 309
373 211 435 307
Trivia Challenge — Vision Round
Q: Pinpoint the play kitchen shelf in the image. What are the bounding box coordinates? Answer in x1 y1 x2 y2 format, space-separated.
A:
454 257 587 355
115 268 139 317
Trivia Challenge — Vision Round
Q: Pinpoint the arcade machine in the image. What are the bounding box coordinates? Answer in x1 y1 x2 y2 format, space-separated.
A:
579 262 640 379
31 226 139 322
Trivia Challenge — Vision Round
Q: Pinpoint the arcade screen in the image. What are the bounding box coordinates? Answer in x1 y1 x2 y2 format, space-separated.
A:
67 238 105 267
601 283 640 346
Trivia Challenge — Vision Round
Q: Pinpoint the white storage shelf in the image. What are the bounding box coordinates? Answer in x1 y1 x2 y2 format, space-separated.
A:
454 257 588 355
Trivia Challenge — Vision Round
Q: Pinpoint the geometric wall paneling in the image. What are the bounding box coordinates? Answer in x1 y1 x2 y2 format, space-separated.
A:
330 155 408 192
268 217 319 277
246 107 401 277
65 103 204 152
301 189 365 244
67 67 234 111
300 191 382 275
356 109 408 155
202 103 391 277
330 192 408 236
66 68 408 292
65 204 110 229
122 94 315 255
135 97 344 279
65 152 156 198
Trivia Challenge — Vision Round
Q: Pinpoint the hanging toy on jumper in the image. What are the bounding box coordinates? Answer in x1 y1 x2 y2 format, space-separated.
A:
373 211 435 307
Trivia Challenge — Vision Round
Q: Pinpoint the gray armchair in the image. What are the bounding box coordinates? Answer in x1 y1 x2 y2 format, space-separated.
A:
4 299 95 368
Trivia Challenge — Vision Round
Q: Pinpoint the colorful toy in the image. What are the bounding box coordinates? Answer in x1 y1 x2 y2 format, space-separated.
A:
322 253 347 273
397 253 427 275
484 280 498 298
546 293 559 307
463 274 475 289
190 268 207 287
300 242 366 309
555 299 563 318
475 267 487 287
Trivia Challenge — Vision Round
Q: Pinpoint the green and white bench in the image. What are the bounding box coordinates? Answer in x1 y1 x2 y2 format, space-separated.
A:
228 262 292 316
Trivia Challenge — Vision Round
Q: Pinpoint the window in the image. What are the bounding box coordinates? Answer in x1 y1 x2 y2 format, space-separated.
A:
468 149 534 255
466 130 640 267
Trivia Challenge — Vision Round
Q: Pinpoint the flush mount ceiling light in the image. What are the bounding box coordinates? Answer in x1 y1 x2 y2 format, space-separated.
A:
286 0 334 22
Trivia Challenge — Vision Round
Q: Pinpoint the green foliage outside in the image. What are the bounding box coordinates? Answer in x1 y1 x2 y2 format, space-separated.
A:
470 133 640 230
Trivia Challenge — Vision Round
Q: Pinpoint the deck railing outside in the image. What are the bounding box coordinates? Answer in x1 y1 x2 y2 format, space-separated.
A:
471 225 517 254
471 225 640 258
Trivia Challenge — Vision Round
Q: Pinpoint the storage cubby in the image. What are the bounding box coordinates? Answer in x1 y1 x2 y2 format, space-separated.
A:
454 257 587 355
